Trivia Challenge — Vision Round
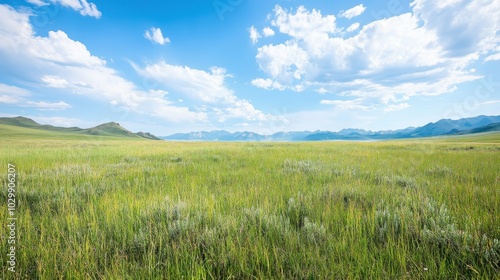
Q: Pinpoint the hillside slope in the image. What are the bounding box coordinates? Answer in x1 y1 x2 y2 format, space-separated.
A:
0 117 160 140
83 122 139 137
447 122 500 135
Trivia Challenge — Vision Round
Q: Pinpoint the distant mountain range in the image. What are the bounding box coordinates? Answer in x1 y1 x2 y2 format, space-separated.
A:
1 115 498 141
162 115 500 141
0 116 161 140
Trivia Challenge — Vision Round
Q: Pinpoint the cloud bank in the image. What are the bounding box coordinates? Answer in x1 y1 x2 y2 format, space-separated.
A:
251 1 499 112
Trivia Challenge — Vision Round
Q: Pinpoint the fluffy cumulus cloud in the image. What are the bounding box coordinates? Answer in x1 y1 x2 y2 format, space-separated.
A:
262 27 275 37
28 0 101 18
0 4 203 122
255 42 309 84
35 30 106 66
339 4 366 19
144 27 170 45
0 4 278 127
251 1 499 111
272 5 337 39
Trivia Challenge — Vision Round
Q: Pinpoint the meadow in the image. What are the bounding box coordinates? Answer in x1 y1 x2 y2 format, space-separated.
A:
1 132 499 279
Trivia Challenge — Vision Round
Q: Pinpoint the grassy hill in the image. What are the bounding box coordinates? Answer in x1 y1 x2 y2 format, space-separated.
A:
84 122 139 137
0 116 41 127
0 117 160 140
135 131 162 140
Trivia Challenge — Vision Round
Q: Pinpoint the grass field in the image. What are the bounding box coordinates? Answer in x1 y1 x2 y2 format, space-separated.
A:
1 128 499 279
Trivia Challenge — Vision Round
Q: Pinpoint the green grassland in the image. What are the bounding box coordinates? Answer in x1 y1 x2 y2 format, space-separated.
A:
1 125 499 279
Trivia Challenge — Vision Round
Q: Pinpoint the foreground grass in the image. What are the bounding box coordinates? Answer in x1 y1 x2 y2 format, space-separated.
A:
1 136 499 279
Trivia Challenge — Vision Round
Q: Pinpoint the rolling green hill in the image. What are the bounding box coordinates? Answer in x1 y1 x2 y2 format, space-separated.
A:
0 117 160 140
135 131 162 140
0 116 41 127
84 122 139 137
0 123 88 140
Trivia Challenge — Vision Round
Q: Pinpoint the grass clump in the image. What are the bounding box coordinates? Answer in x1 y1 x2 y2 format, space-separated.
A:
375 196 500 275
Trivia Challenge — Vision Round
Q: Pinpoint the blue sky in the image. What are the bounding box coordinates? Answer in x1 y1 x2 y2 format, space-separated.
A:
0 0 499 135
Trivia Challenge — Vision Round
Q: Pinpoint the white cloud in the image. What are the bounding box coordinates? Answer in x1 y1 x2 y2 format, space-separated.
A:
0 83 70 110
384 103 410 112
272 5 337 39
485 53 500 62
26 0 49 7
251 78 285 90
0 5 204 123
31 0 102 18
262 27 275 37
249 25 261 44
12 29 106 67
411 0 499 57
137 62 234 103
224 97 271 121
42 75 71 88
346 22 360 32
0 95 21 104
316 87 330 94
0 83 30 104
256 42 308 84
355 14 442 70
320 98 372 111
251 78 273 89
30 116 85 127
144 27 170 45
321 98 409 112
79 0 101 18
0 83 30 97
135 61 280 123
339 4 366 19
25 100 72 110
57 0 81 10
251 2 497 108
484 46 500 62
478 100 500 106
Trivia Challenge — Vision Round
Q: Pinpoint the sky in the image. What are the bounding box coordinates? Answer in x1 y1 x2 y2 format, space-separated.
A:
0 0 499 135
